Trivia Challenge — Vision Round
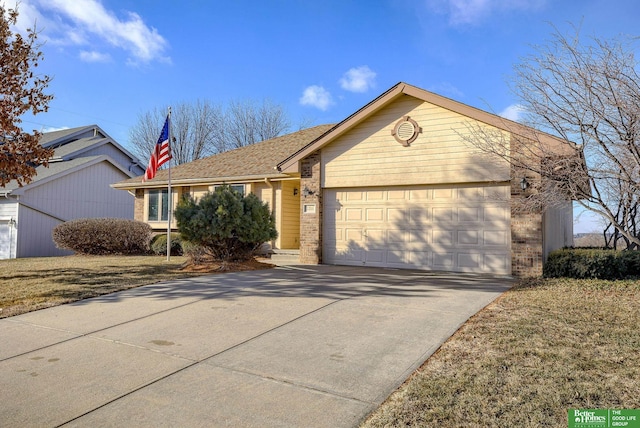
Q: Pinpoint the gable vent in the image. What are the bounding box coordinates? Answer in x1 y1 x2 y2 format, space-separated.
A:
391 116 422 146
397 121 415 140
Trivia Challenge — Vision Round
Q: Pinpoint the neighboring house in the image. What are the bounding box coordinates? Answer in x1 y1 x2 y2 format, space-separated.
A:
0 125 145 259
114 82 577 276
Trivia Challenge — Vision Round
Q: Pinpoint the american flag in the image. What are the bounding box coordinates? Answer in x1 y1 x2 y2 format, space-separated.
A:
143 116 171 181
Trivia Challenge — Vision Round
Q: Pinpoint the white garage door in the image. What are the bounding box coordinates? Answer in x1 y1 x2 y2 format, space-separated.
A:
0 220 14 260
323 185 511 274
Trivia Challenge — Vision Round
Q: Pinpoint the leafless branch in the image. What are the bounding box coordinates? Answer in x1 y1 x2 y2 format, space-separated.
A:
464 26 640 249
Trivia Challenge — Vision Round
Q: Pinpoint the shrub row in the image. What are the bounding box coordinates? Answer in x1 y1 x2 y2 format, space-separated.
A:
544 248 640 279
53 218 152 255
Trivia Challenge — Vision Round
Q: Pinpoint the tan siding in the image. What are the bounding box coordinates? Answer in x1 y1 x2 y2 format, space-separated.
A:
189 185 211 201
252 182 277 244
279 181 300 249
252 182 274 211
322 95 509 188
147 182 281 232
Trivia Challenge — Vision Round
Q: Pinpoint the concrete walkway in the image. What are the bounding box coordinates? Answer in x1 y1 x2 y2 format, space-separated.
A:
0 265 512 427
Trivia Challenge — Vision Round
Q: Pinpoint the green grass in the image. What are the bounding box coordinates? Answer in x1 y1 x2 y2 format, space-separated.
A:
361 277 640 427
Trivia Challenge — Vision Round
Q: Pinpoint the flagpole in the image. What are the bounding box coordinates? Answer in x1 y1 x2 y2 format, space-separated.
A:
166 107 172 262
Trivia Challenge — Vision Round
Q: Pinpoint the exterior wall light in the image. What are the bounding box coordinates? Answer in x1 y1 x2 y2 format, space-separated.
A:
520 177 530 191
302 187 315 197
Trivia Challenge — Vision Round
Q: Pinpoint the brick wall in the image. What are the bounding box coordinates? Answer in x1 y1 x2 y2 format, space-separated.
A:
510 164 544 277
511 209 543 277
299 151 322 264
134 189 144 222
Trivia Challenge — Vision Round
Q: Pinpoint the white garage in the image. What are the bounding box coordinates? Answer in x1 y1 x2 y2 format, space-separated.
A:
323 184 511 274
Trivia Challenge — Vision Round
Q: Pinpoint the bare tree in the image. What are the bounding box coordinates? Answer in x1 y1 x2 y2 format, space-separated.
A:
0 4 53 186
464 27 640 250
222 99 290 150
129 98 291 165
129 99 222 166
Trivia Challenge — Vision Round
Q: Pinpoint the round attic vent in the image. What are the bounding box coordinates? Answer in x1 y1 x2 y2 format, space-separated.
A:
396 121 415 140
391 116 422 146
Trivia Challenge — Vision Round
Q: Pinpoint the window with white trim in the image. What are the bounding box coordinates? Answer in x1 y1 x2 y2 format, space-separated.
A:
214 184 246 195
148 189 169 221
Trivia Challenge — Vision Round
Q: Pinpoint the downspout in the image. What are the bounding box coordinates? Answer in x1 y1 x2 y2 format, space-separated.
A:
264 178 276 251
8 217 16 259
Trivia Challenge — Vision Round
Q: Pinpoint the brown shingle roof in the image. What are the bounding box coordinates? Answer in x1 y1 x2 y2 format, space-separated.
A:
114 124 333 188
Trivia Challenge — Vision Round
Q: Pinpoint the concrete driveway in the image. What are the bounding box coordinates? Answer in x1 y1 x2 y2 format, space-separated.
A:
0 265 511 427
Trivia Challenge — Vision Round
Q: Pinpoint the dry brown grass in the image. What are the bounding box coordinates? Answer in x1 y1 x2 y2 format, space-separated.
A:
362 277 640 428
0 255 273 318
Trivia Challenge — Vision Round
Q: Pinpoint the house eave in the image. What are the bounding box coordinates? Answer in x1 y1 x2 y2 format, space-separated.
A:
112 172 296 190
276 81 576 173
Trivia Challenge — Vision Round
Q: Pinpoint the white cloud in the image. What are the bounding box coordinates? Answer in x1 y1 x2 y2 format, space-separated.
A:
79 50 111 63
41 126 70 133
425 0 546 26
499 104 525 122
339 66 376 93
300 86 334 111
9 0 169 64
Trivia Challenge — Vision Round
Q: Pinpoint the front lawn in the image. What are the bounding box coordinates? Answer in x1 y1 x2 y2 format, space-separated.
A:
3 257 638 426
0 255 272 318
362 277 640 427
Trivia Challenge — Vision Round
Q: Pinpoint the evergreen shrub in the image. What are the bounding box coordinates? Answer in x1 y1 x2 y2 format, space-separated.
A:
174 185 277 262
544 248 640 279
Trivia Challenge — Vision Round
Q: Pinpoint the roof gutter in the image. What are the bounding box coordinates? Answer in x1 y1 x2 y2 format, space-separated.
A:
112 173 292 190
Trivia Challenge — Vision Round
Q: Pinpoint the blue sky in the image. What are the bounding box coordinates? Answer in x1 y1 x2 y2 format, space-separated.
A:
7 0 640 232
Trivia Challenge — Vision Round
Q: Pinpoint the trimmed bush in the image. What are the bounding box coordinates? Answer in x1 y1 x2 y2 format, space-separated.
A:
174 185 277 262
544 248 640 279
53 218 152 255
150 233 183 256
